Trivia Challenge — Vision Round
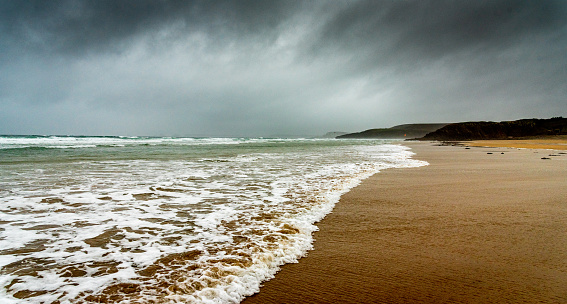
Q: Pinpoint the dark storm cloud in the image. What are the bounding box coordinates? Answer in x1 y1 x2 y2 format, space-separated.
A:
303 0 567 125
0 0 566 136
0 0 303 56
309 0 567 70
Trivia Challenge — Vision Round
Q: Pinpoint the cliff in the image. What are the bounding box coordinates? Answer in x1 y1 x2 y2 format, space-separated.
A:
418 117 567 141
337 123 449 139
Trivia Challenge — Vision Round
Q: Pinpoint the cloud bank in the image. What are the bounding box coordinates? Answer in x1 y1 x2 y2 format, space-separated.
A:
1 0 566 136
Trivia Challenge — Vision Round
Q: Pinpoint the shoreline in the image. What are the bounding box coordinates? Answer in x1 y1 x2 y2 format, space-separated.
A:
242 141 567 303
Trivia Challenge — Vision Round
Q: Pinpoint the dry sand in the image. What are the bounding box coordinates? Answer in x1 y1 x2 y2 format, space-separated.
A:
467 136 567 150
242 141 567 304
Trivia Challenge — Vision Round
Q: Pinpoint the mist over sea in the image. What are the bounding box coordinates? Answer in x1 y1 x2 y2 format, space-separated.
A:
0 136 426 303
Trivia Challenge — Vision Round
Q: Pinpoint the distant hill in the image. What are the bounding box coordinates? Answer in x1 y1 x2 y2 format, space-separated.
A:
318 132 349 138
418 117 567 141
337 123 449 139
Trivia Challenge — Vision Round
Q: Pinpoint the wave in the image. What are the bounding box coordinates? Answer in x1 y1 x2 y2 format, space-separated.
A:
0 139 424 303
0 136 346 151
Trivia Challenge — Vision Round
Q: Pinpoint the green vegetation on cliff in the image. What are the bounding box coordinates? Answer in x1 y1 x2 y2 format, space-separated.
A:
418 117 567 141
337 124 448 139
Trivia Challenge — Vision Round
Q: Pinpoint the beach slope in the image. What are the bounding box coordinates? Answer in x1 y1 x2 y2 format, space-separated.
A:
243 142 567 303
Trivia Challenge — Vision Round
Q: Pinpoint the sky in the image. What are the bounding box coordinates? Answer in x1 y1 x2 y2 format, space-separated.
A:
1 0 566 137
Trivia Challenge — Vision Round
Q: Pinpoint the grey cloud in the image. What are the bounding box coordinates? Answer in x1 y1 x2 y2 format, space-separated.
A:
316 1 566 53
306 0 567 72
0 0 304 56
0 0 566 136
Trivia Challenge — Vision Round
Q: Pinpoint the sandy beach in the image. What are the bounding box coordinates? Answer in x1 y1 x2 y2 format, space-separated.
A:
467 136 567 150
242 141 567 303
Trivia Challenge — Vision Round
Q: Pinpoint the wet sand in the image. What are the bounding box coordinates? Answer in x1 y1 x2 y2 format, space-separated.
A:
242 141 567 303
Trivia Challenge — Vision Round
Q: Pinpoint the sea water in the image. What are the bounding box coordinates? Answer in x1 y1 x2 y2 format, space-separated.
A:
0 136 427 303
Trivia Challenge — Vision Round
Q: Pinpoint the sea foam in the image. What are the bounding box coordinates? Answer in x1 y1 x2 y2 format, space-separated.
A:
0 137 427 303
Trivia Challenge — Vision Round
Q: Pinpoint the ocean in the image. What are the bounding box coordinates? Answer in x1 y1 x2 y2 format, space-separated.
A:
0 136 427 303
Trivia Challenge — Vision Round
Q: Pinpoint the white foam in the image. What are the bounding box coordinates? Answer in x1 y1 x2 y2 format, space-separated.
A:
0 136 286 150
0 138 426 303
